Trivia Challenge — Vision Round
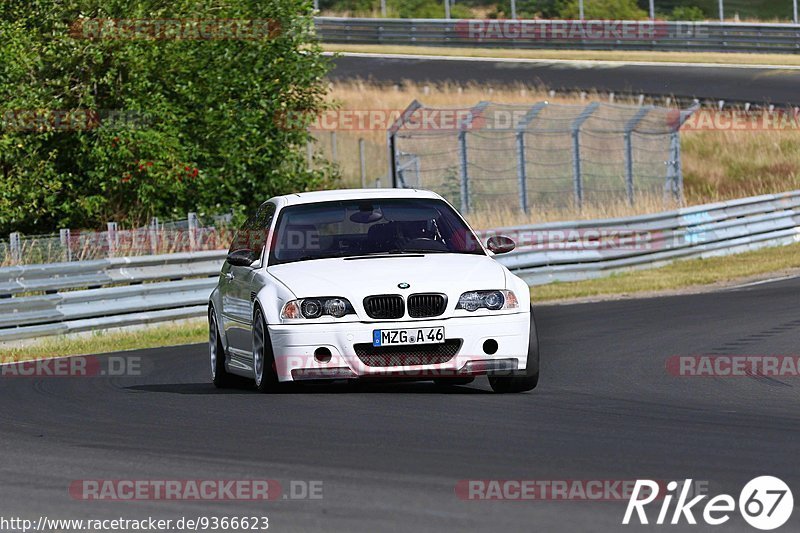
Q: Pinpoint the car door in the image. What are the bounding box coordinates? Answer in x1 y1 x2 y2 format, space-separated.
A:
221 202 276 356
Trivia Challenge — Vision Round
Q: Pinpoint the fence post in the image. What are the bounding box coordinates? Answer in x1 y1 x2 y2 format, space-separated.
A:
149 217 159 255
624 107 651 207
457 101 490 214
458 130 469 213
515 135 527 214
571 102 599 210
330 131 337 162
60 228 72 262
188 212 199 251
306 139 313 171
107 222 118 257
9 232 21 264
359 138 367 188
667 131 683 204
387 100 424 189
516 103 548 215
666 104 698 205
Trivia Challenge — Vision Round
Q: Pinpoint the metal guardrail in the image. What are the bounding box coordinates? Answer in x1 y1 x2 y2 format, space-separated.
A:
1 191 798 341
315 17 800 54
0 251 225 341
483 190 800 285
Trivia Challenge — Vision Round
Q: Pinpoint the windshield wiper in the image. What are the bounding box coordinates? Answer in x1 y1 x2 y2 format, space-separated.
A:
398 249 449 254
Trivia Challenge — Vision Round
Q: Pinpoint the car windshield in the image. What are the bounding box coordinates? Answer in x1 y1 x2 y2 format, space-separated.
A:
269 198 484 265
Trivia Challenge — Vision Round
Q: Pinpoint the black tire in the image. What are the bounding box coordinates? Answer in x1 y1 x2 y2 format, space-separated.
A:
209 307 236 388
433 377 475 386
252 308 283 393
488 306 540 394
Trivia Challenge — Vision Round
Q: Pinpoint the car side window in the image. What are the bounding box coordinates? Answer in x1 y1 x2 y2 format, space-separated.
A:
228 203 276 262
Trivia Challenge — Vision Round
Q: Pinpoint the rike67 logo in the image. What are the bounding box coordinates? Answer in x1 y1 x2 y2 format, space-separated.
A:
623 477 793 530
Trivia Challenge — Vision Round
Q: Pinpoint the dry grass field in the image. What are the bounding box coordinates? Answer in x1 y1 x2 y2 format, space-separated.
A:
318 81 800 226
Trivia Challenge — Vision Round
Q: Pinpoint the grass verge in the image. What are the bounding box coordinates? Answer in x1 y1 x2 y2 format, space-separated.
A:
324 44 800 67
1 319 207 363
532 241 800 302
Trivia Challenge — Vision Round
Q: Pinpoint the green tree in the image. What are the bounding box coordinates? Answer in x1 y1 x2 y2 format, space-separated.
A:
0 0 336 234
559 0 648 19
494 0 562 18
667 6 706 20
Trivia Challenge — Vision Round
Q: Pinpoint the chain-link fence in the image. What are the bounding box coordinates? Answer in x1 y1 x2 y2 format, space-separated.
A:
0 212 234 266
388 100 696 213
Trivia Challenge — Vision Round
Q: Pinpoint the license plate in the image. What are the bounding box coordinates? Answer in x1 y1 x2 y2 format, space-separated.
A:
373 327 445 347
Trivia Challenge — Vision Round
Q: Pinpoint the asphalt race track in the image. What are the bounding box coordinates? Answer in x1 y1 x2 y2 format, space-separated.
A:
2 277 799 532
329 53 800 106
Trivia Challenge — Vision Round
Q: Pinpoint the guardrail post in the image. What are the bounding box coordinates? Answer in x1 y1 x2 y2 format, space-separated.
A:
106 222 118 257
359 138 367 188
9 232 21 264
624 107 652 207
60 229 72 262
571 103 599 210
188 212 199 251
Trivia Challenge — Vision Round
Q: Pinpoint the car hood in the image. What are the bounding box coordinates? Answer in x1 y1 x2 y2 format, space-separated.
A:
268 253 507 299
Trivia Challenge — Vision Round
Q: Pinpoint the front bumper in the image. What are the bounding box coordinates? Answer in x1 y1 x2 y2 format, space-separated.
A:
267 312 530 382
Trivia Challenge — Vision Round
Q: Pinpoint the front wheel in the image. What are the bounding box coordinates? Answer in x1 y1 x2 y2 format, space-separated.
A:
210 308 235 388
253 308 283 393
489 306 540 394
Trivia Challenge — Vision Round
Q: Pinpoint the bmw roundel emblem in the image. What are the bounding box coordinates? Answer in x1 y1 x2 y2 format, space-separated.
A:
398 282 410 289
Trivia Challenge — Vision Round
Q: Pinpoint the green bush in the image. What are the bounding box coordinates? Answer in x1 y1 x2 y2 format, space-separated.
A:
667 6 706 20
0 0 336 235
558 0 649 19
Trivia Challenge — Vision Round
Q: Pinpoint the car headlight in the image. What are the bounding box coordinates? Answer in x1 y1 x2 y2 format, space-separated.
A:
456 290 518 312
281 297 355 320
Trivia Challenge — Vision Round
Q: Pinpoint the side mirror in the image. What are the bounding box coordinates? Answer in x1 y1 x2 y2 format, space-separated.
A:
486 235 516 255
227 249 257 267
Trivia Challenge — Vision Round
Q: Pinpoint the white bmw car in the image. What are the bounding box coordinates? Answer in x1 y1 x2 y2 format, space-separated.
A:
208 188 539 393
